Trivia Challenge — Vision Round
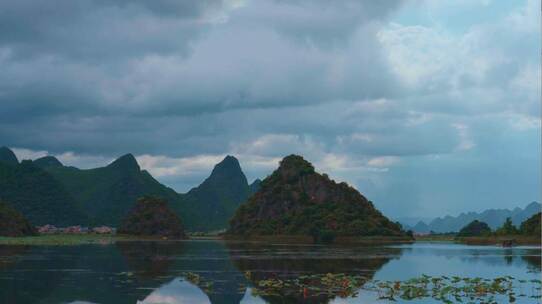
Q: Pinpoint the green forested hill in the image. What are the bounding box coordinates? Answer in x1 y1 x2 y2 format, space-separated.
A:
0 160 87 226
0 146 19 166
43 154 182 226
1 147 256 231
39 152 252 230
228 155 406 237
33 156 63 168
178 155 251 231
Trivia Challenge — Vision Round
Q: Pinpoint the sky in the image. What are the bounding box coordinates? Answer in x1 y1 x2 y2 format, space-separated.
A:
1 0 540 219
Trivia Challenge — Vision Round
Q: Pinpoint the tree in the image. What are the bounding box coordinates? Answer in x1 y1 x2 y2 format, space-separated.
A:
118 196 186 239
519 212 541 237
495 217 519 236
457 220 492 237
0 199 37 237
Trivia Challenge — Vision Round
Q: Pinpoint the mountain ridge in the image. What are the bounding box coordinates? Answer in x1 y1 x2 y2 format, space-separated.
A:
39 153 183 227
179 155 251 231
2 147 253 231
0 158 87 226
33 156 63 168
403 202 541 233
0 146 19 166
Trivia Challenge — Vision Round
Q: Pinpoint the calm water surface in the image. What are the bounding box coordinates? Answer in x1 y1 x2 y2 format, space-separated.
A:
0 241 539 304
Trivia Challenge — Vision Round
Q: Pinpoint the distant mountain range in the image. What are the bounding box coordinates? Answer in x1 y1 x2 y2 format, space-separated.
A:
0 146 260 232
401 202 541 233
2 145 538 235
0 148 87 226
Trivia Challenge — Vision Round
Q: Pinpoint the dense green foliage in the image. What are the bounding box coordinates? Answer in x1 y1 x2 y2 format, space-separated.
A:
43 154 182 226
0 160 87 226
456 214 541 240
310 227 336 244
495 217 519 236
0 199 37 237
228 155 406 237
457 220 492 237
118 196 185 239
519 212 541 236
39 153 250 231
0 147 405 235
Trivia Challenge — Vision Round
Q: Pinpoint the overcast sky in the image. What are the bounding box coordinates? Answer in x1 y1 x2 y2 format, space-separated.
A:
2 0 540 218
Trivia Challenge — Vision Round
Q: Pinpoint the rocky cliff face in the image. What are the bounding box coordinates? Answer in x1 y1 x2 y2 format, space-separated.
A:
228 155 405 237
118 196 186 239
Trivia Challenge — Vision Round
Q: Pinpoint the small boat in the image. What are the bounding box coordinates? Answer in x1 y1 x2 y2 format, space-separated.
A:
501 239 516 247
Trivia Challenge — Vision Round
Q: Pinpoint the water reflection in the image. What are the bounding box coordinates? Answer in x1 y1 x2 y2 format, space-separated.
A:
0 241 539 304
139 278 210 304
226 242 403 303
0 245 28 270
116 241 185 279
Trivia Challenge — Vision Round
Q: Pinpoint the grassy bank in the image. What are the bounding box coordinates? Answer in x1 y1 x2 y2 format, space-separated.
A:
415 235 456 242
415 234 541 245
223 234 414 244
455 235 541 246
0 234 180 246
2 234 537 246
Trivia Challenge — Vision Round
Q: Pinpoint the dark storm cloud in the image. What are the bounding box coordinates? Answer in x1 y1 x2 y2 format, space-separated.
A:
0 0 404 144
1 0 539 217
0 0 222 61
243 0 403 48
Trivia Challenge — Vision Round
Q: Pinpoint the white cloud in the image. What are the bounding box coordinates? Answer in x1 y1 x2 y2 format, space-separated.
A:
230 134 324 158
506 0 539 33
367 156 401 167
10 147 113 169
137 154 224 177
11 147 48 161
508 114 541 131
509 64 540 106
377 22 500 91
2 1 539 218
451 123 475 151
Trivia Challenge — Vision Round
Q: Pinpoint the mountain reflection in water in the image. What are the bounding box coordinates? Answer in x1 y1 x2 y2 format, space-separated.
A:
0 242 539 304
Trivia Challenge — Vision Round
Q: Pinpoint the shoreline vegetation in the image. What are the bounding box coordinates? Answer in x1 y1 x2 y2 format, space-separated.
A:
222 234 415 244
0 233 539 246
455 236 541 246
0 234 414 246
416 234 541 245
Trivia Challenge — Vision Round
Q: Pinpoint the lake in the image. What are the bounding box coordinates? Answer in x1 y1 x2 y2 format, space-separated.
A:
0 241 540 303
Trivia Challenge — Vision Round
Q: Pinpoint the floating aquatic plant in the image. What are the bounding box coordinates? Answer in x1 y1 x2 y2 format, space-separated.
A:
243 273 541 303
